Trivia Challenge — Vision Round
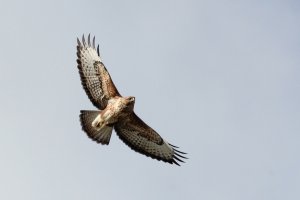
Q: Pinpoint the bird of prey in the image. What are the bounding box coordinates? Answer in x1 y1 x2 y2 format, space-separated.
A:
76 34 187 165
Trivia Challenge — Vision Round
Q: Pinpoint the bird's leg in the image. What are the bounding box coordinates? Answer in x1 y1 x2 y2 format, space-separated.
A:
92 114 104 129
91 110 115 130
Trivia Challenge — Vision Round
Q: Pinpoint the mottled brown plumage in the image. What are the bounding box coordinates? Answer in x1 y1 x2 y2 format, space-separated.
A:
77 34 187 165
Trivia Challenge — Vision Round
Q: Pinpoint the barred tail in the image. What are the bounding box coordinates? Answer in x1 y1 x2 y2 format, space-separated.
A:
79 110 113 145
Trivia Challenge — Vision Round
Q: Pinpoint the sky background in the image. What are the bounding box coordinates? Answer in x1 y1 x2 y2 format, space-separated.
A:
0 0 299 199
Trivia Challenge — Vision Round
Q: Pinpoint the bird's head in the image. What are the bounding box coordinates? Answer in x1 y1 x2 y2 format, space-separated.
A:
125 96 135 110
126 96 135 103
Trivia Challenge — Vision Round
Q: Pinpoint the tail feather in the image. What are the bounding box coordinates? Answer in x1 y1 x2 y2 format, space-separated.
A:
79 110 113 145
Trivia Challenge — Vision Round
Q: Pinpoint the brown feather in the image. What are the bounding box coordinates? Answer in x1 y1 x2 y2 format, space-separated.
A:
114 112 187 165
76 35 120 109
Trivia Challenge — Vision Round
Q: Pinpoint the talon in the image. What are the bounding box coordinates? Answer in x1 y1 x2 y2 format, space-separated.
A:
96 122 102 127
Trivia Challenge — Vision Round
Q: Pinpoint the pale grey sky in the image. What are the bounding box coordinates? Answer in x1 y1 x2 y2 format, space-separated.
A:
0 0 299 200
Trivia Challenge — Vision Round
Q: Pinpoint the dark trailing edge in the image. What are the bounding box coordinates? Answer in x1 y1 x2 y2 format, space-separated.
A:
115 125 188 166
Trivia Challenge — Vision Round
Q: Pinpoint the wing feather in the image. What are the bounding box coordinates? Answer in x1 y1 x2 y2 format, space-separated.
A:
77 34 120 109
114 113 187 165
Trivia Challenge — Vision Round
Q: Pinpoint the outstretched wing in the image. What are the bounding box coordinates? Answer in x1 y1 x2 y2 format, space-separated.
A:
77 34 120 110
114 113 187 166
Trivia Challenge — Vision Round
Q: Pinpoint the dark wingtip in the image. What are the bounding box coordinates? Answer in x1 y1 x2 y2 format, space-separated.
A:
88 34 91 46
77 38 81 46
174 155 185 163
82 34 86 46
169 143 188 165
174 149 187 154
97 44 100 56
173 159 180 166
175 152 188 159
169 143 179 148
93 36 95 48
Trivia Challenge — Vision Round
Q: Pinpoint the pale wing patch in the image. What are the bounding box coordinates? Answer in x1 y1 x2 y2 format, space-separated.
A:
77 35 120 109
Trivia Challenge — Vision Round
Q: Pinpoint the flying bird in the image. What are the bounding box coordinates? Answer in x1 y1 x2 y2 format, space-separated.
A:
76 34 187 165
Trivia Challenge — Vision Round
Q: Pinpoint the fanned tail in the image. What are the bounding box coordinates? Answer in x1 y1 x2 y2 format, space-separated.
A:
79 110 113 145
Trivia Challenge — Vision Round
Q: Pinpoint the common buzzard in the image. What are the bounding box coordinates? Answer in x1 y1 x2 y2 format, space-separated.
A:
76 34 187 165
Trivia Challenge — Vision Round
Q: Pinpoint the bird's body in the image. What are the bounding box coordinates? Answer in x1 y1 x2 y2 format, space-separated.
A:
76 34 187 165
92 96 135 130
